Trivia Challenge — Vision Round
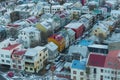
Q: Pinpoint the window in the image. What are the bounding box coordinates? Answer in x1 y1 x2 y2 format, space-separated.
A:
1 54 4 57
111 71 114 74
1 59 4 62
40 59 42 62
25 67 28 70
18 61 21 64
80 78 83 80
73 71 76 74
6 60 10 63
13 65 16 68
94 68 96 74
6 55 9 58
18 66 21 69
80 72 84 75
12 60 15 63
73 76 76 80
101 69 103 73
39 54 41 56
30 68 33 71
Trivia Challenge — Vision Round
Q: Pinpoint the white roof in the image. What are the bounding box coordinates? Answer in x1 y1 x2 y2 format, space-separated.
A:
111 10 120 14
25 46 45 56
40 21 52 30
65 22 83 29
88 44 108 49
46 42 58 51
68 45 88 57
21 26 40 33
67 29 75 36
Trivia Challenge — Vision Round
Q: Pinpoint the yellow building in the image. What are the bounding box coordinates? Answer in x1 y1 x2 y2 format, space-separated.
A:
48 34 65 52
24 46 48 73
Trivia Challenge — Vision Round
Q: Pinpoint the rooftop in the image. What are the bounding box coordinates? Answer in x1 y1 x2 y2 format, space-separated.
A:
79 39 94 46
71 59 86 70
88 44 108 49
104 50 120 69
65 22 83 29
12 49 26 56
46 42 58 51
2 44 20 50
87 53 106 67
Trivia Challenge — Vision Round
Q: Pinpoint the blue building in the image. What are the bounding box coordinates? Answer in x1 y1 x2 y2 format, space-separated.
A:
79 39 94 46
71 59 87 80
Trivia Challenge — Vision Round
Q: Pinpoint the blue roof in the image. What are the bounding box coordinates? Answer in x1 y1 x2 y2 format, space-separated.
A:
79 39 94 46
71 60 86 70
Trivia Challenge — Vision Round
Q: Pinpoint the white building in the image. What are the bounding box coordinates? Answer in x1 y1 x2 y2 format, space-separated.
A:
18 26 41 48
71 59 87 80
110 10 120 18
43 5 66 14
87 50 120 80
24 46 48 73
45 42 58 61
0 43 22 68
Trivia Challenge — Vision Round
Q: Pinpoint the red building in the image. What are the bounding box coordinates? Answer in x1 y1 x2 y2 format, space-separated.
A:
65 22 85 39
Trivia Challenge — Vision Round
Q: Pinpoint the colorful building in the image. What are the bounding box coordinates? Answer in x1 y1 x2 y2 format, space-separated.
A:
48 34 65 52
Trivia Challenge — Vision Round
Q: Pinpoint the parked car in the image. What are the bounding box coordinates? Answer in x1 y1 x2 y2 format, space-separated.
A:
45 64 51 70
7 71 14 78
55 55 62 62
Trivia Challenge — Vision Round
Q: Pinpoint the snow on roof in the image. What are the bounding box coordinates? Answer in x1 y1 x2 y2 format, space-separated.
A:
65 22 83 29
88 44 108 49
71 59 86 70
25 46 45 56
46 42 58 51
81 14 93 20
111 10 120 14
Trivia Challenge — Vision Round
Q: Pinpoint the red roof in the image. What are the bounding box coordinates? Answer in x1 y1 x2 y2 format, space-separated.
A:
2 44 20 50
50 34 63 42
7 24 20 27
87 53 106 67
104 50 120 69
12 49 26 56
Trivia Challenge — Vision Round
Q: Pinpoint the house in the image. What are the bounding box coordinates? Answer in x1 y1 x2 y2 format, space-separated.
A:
24 46 48 73
81 6 89 14
71 59 86 80
36 20 53 44
11 49 26 70
87 53 106 80
68 45 88 60
66 29 75 45
110 10 120 18
45 42 58 61
65 22 85 39
48 34 65 52
91 22 110 38
0 43 22 68
87 50 120 80
53 10 69 28
88 44 108 54
18 26 41 48
59 29 69 48
43 5 66 14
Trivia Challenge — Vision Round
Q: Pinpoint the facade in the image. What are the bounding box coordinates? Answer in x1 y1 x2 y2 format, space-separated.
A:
11 49 26 70
65 22 85 39
87 50 120 80
18 26 41 48
91 22 110 38
48 34 65 52
36 20 53 44
43 5 65 14
24 46 48 73
66 29 75 45
0 43 22 67
71 59 86 80
88 44 108 54
45 42 58 60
